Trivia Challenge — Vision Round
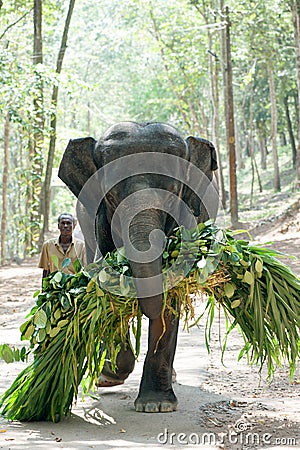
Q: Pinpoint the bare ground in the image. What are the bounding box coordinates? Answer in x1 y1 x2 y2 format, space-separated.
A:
0 202 299 450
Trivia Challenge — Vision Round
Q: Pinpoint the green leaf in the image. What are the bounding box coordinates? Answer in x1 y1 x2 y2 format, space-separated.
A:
20 319 31 334
60 294 70 310
33 309 48 328
36 328 46 343
73 259 82 273
231 299 241 309
52 254 59 269
120 285 131 296
224 282 235 298
243 270 254 285
49 327 60 338
13 349 20 362
86 280 96 293
96 284 105 297
20 346 28 361
1 345 15 363
62 258 71 269
120 274 126 289
99 269 109 283
52 272 63 284
240 259 249 267
116 247 126 263
197 258 206 269
56 319 69 329
182 228 192 241
122 265 129 274
45 321 51 334
44 301 52 317
255 259 263 274
54 309 62 320
134 309 142 357
23 324 35 340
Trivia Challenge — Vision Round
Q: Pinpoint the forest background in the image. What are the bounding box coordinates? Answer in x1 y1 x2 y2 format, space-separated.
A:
1 0 300 264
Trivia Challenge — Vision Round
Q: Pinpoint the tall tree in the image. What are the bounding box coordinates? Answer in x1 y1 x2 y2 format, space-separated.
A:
223 6 239 226
268 63 281 192
190 0 227 209
40 0 76 240
291 0 300 184
283 95 297 168
247 61 262 205
30 0 44 250
1 112 10 264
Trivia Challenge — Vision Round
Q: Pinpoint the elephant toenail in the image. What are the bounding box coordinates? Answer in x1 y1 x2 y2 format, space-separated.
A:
160 401 177 412
134 403 145 412
145 402 160 413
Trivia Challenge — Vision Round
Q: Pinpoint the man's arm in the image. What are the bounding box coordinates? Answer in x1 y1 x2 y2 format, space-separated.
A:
42 269 50 279
38 243 50 284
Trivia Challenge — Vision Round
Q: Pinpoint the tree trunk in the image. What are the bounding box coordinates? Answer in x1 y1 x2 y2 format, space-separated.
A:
223 7 239 226
258 133 267 170
293 92 299 126
268 64 281 192
16 135 23 257
31 0 44 250
1 112 10 265
220 0 228 147
234 125 244 170
291 0 300 182
188 0 225 205
40 0 76 242
213 60 227 209
280 133 287 147
283 95 297 168
205 13 226 209
248 66 262 203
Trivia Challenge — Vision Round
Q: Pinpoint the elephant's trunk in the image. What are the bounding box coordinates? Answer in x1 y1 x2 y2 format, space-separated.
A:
125 210 165 320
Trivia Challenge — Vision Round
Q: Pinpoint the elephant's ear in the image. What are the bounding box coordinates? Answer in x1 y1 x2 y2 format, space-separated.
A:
182 136 219 222
186 136 218 173
58 137 97 198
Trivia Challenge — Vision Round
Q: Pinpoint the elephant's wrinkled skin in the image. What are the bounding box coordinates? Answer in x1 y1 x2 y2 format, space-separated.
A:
58 122 218 412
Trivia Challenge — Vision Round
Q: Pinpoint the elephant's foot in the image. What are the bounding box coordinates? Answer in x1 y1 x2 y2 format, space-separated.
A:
134 389 178 413
96 345 135 388
96 372 124 387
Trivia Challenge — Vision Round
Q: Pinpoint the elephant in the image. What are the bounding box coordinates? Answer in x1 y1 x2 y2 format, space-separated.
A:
58 121 219 413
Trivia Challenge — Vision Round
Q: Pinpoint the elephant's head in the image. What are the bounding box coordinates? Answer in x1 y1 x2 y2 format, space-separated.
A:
58 122 218 319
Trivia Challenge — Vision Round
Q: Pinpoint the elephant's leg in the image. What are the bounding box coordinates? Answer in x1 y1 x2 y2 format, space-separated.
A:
96 342 135 387
134 307 179 412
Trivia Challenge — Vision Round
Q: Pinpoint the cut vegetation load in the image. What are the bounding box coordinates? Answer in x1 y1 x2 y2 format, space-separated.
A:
0 222 299 422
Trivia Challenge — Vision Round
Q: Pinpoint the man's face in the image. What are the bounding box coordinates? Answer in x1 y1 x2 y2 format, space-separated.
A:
58 216 74 237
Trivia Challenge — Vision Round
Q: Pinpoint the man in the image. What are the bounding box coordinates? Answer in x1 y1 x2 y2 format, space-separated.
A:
38 213 86 279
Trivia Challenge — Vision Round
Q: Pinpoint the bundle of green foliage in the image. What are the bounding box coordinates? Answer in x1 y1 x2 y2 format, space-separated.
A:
0 222 299 422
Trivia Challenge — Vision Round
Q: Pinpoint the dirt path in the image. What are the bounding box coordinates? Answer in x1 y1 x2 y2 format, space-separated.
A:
0 218 299 450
